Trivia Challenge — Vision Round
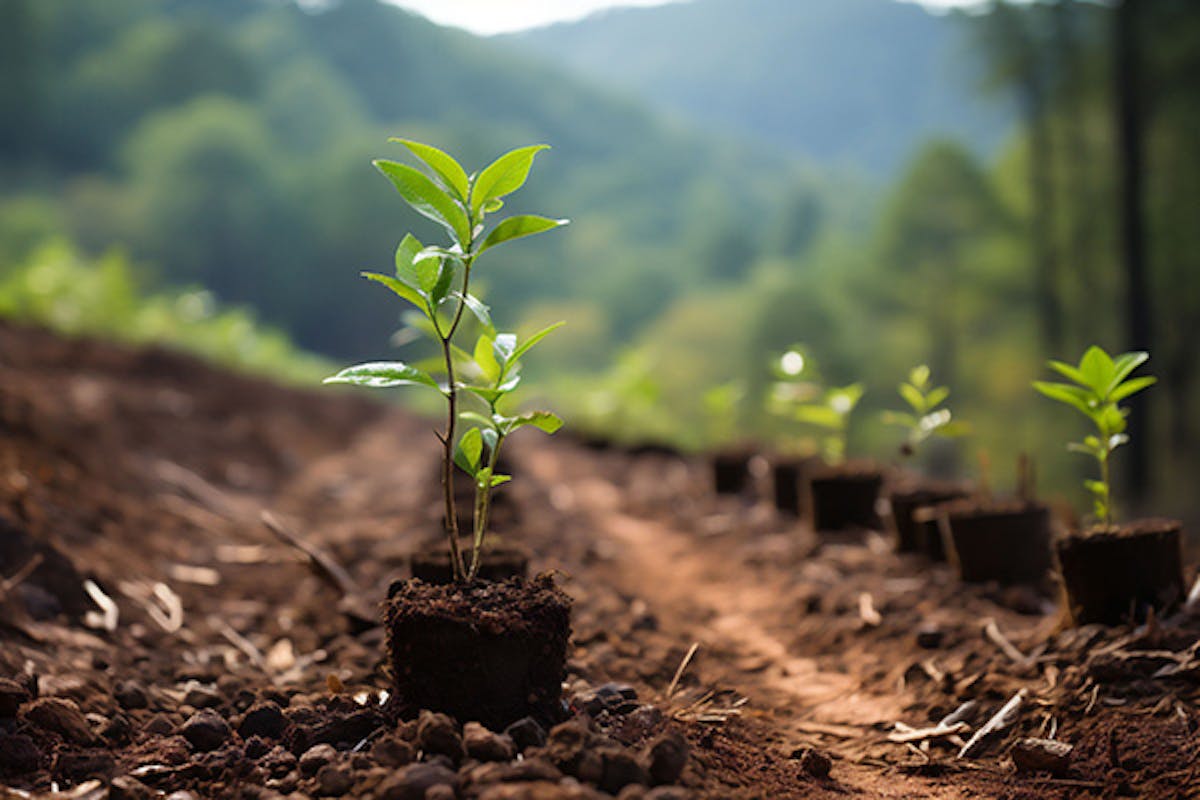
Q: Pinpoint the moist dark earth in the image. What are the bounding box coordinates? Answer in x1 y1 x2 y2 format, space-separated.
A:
1 319 1198 800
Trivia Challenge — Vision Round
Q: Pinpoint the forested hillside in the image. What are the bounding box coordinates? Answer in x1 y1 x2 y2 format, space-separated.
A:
508 0 1015 175
0 0 840 361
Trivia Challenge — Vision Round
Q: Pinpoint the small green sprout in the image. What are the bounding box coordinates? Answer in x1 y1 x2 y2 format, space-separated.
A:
1033 345 1156 529
787 382 864 466
325 139 568 581
881 364 968 457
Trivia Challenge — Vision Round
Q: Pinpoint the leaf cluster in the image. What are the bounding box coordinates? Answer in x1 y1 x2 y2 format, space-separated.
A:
1033 346 1156 527
323 139 567 580
881 364 968 456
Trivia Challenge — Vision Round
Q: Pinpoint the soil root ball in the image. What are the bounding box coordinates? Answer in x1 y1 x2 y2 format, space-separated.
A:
1056 519 1185 625
385 575 572 731
20 697 97 746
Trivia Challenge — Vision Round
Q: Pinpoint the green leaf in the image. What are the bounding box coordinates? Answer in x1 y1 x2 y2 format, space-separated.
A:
1109 351 1150 390
1033 381 1094 416
458 410 493 428
505 410 563 435
924 386 950 410
394 234 425 289
1079 346 1115 394
1109 375 1156 403
881 410 918 428
471 145 549 216
374 159 470 245
454 292 493 332
361 271 425 309
509 321 564 364
1047 359 1088 387
1108 433 1129 451
792 405 843 430
938 421 971 438
323 361 441 391
492 333 517 369
909 365 930 389
489 474 512 487
1084 479 1109 499
389 138 469 201
477 215 568 255
898 382 925 414
454 427 483 476
473 334 501 383
464 385 504 405
483 198 504 214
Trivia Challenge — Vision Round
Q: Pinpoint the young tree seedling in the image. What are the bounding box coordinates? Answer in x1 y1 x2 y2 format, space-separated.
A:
785 381 864 466
324 139 568 581
1033 345 1156 529
881 364 968 457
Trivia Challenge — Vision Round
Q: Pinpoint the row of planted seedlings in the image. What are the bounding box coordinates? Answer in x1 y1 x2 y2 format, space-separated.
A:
716 344 1186 627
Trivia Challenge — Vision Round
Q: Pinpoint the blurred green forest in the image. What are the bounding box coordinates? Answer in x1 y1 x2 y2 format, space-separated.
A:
1 0 1198 521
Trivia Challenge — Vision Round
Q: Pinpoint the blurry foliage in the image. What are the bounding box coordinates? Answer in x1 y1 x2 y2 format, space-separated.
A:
0 240 330 383
0 0 1198 518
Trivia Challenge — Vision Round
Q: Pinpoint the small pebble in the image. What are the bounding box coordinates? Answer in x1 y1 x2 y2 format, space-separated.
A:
417 710 464 762
299 743 338 776
316 762 354 796
178 709 231 752
21 697 96 745
643 731 688 785
464 721 517 762
504 716 547 750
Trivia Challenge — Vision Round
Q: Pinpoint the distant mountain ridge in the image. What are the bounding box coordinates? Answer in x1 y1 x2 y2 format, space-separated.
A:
506 0 1014 175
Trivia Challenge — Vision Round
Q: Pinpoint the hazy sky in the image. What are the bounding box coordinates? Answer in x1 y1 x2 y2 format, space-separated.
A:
385 0 986 36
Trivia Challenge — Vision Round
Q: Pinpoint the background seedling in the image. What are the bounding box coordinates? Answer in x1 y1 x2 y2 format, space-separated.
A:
771 355 863 466
325 139 568 580
1033 345 1156 529
882 364 968 457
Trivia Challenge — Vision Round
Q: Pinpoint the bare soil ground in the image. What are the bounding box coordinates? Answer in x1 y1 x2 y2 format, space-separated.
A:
2 320 1198 800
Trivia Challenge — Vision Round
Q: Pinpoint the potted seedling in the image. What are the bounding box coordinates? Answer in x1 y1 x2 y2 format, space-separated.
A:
704 380 755 496
324 139 571 728
880 365 970 558
784 378 882 532
765 346 824 516
1034 346 1184 624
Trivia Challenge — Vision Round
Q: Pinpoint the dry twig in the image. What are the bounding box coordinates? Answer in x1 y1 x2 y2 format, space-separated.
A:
958 689 1027 759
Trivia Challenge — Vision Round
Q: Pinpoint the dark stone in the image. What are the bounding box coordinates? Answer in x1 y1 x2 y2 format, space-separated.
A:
178 709 231 752
417 710 465 762
370 734 414 768
464 721 517 762
643 731 688 785
0 733 43 776
312 708 387 747
797 747 832 779
915 625 944 649
299 743 337 776
52 748 116 782
239 702 288 740
0 678 31 718
376 763 461 800
182 684 221 709
21 697 96 745
599 746 648 793
504 716 547 751
316 762 354 796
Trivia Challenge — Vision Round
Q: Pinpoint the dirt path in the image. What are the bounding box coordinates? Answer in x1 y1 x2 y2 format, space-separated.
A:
521 445 989 799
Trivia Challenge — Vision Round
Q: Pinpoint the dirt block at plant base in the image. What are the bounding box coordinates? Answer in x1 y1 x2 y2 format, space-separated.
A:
770 457 812 516
408 538 530 584
711 449 753 495
807 463 883 532
939 500 1054 586
912 504 955 561
384 574 571 731
887 482 969 555
1056 519 1185 625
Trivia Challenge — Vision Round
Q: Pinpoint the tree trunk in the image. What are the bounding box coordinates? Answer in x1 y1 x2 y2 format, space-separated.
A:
1113 0 1152 508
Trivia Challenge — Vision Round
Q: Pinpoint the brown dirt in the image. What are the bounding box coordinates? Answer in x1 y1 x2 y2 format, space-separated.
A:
2 319 1199 799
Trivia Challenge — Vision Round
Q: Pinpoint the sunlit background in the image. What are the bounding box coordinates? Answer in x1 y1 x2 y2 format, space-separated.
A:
1 0 1196 524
